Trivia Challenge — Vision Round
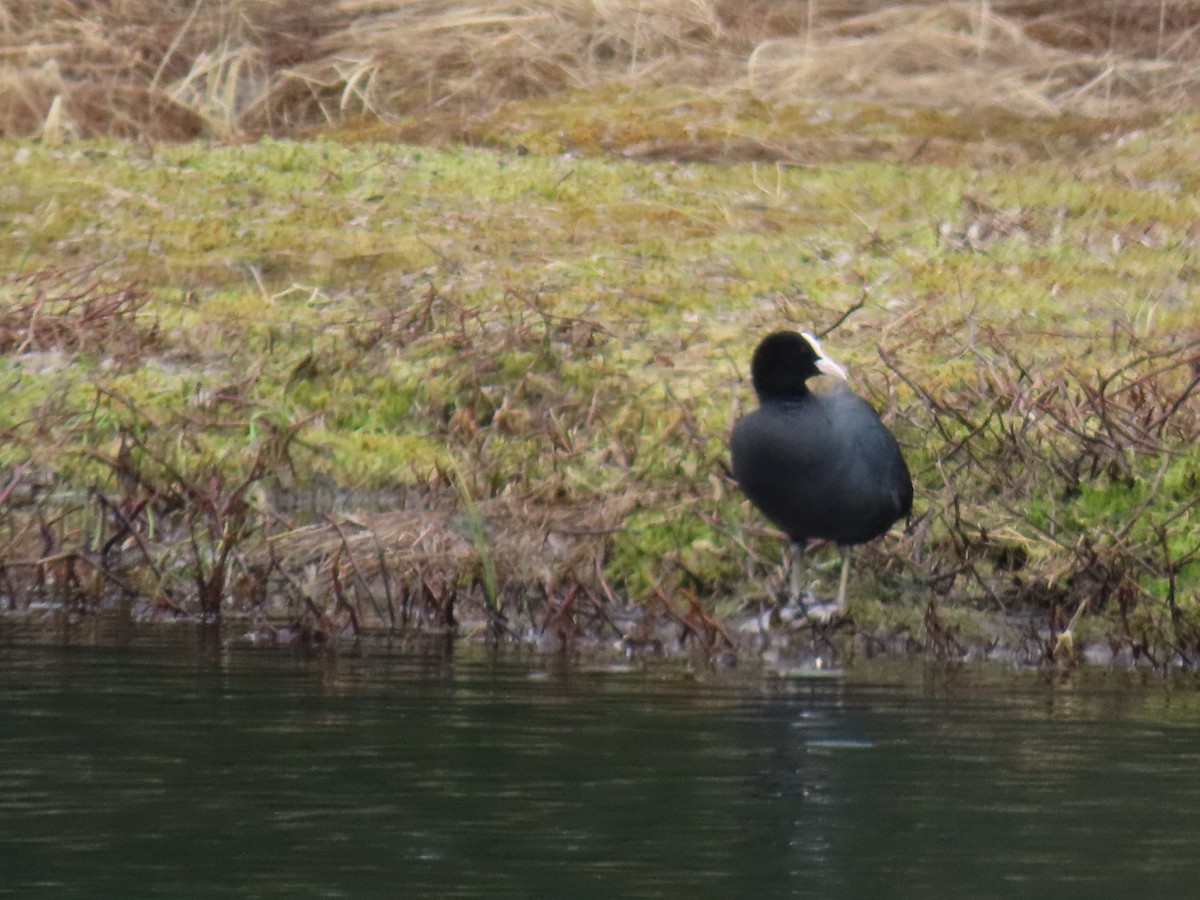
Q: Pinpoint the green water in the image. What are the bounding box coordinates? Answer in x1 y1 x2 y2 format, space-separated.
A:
2 634 1200 899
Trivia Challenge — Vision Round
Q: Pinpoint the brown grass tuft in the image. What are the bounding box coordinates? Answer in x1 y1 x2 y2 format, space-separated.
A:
264 492 636 637
0 267 160 362
5 2 1200 141
275 0 729 124
748 2 1189 116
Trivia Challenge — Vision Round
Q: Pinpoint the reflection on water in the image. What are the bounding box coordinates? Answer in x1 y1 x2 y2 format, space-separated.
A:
2 635 1200 899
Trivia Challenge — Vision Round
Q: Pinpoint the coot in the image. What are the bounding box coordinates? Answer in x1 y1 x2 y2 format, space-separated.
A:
731 330 912 617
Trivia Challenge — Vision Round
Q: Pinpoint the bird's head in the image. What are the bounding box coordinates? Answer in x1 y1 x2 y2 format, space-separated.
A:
750 330 848 400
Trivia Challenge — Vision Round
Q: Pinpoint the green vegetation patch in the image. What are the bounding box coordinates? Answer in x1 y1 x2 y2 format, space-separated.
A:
1 107 1198 666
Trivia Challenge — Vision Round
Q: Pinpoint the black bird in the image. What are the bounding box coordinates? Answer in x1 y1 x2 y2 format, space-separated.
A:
731 330 912 618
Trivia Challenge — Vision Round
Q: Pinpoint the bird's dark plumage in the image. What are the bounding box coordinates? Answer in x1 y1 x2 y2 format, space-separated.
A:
731 331 912 611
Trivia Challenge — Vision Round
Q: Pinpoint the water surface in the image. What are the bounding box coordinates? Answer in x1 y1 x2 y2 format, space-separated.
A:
2 634 1199 898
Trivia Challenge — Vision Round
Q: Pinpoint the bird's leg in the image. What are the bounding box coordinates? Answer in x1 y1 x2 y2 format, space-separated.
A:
804 544 851 624
834 545 851 613
762 540 809 635
789 539 807 608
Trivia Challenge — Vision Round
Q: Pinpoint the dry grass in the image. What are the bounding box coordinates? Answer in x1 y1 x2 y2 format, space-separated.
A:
282 0 731 121
750 2 1199 116
263 492 636 640
885 321 1200 668
5 1 1200 141
0 267 160 361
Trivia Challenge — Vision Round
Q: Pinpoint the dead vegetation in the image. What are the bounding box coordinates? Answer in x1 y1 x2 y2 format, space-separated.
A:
872 316 1200 667
0 267 656 649
264 493 635 645
5 1 1200 142
0 267 160 360
748 1 1200 116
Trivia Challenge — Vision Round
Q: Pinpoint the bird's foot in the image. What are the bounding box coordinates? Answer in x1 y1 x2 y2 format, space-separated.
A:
777 589 819 625
802 596 846 625
764 591 848 630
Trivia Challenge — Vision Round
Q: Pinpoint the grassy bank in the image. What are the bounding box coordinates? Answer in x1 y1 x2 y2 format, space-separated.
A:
2 1 1199 667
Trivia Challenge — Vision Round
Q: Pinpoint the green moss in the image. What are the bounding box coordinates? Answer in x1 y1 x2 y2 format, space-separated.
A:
320 431 448 484
609 505 743 602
